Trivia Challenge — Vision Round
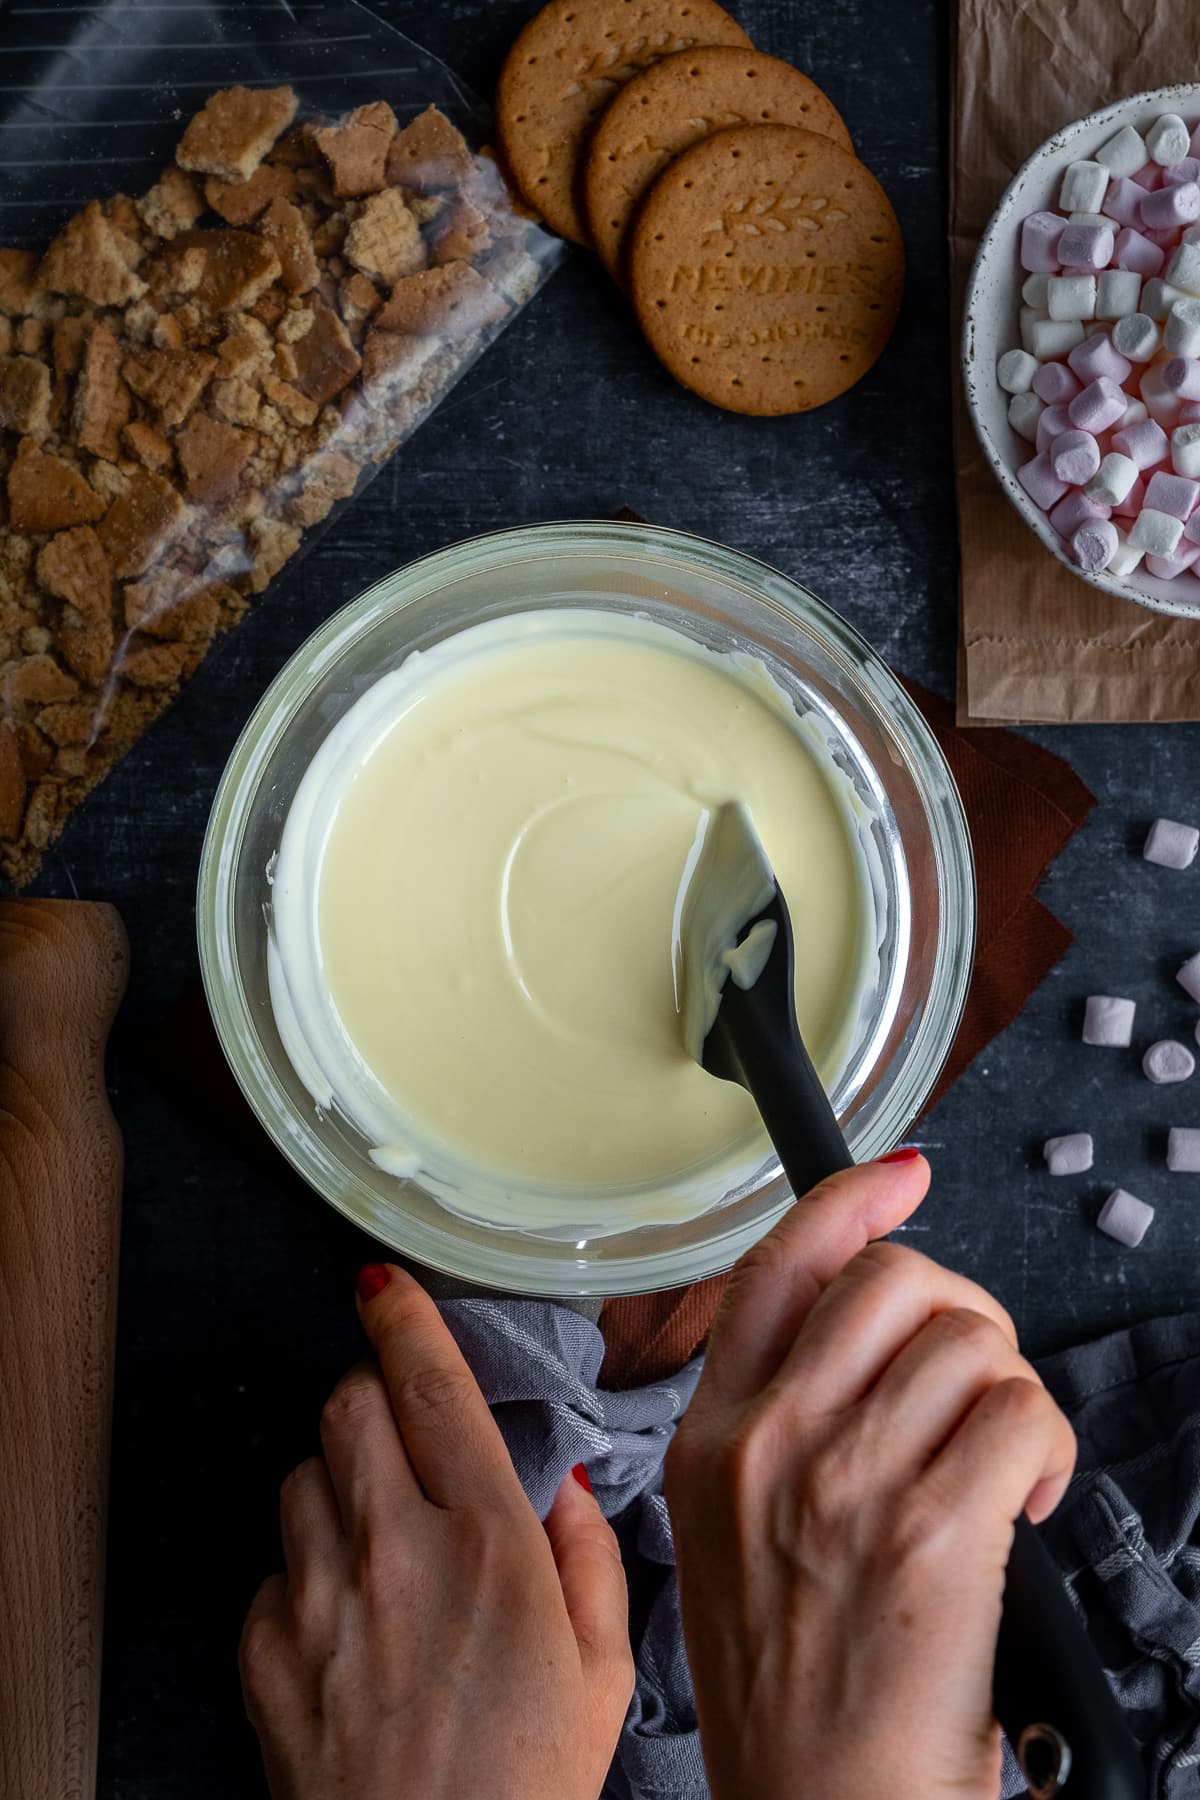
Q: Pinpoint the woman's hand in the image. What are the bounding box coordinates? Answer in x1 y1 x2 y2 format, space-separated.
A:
240 1265 633 1800
665 1154 1077 1800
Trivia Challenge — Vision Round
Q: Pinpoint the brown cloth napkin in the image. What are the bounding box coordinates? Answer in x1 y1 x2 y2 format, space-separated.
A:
597 679 1094 1388
952 0 1200 726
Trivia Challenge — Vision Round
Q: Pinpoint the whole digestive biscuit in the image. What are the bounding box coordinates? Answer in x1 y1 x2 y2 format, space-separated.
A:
584 46 853 280
629 123 904 414
495 0 752 243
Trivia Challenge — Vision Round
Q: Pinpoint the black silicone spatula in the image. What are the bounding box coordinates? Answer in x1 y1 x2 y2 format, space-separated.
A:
675 802 1144 1800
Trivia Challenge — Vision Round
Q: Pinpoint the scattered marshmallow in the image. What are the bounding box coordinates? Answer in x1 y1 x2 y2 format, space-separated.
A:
1109 527 1144 575
1072 517 1118 571
1111 311 1161 361
1022 210 1066 272
1047 273 1097 320
1096 268 1143 317
997 347 1038 393
1059 160 1109 214
1017 450 1070 510
1033 361 1082 403
1068 375 1129 432
1141 179 1200 229
1028 316 1086 360
1097 1188 1154 1247
1083 995 1136 1046
1163 357 1200 398
1129 507 1185 555
1144 816 1199 866
1112 225 1165 275
1144 1039 1196 1083
1113 415 1169 467
1172 422 1200 477
1148 114 1191 166
1059 220 1115 269
1008 391 1044 442
1049 489 1110 538
1167 240 1200 293
1086 451 1139 506
1096 125 1147 178
1068 332 1132 385
1167 1127 1200 1172
1052 428 1102 484
1044 1133 1094 1176
1144 469 1200 519
1164 297 1200 357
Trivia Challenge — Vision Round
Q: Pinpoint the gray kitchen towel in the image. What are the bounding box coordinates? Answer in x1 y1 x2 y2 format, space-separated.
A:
439 1299 1200 1799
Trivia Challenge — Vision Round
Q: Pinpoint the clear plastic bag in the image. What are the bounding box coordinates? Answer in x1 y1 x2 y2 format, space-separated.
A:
0 0 564 885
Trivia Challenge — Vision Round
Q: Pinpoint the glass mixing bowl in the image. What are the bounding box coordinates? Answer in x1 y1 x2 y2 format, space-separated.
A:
198 522 975 1295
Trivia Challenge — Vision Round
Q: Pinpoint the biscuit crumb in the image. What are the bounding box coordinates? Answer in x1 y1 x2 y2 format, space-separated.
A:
344 189 426 285
0 356 52 439
136 167 205 242
316 101 399 199
73 323 130 462
39 201 147 307
259 197 319 295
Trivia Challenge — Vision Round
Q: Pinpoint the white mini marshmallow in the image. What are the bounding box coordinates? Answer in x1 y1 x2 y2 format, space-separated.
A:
1047 274 1097 320
1020 306 1047 352
1111 311 1161 361
1119 397 1149 428
1028 316 1086 360
998 348 1038 393
1129 508 1185 555
1141 362 1185 427
1022 273 1051 308
1167 1127 1200 1172
1145 816 1200 865
1165 297 1200 357
1108 527 1144 576
1144 1039 1196 1083
1083 995 1136 1046
1167 241 1200 294
1008 392 1044 442
1172 423 1200 477
1096 269 1143 318
1085 452 1139 505
1044 1133 1094 1175
1141 278 1186 319
1097 1189 1154 1247
1177 949 1200 1002
1096 124 1148 178
1060 159 1109 213
1147 113 1191 166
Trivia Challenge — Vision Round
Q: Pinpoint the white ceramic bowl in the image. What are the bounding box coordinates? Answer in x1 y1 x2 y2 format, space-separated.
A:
963 84 1200 618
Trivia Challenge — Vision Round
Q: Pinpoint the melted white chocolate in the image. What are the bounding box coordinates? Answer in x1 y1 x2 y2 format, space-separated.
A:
269 609 881 1234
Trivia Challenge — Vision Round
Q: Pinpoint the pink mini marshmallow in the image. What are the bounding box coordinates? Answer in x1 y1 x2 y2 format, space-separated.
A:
1144 468 1200 517
1132 165 1165 190
1067 334 1132 385
1017 450 1070 510
1102 175 1151 227
1072 517 1119 571
1184 509 1200 545
1141 180 1200 228
1146 546 1200 577
1113 415 1170 467
1113 474 1147 517
1181 401 1200 423
1146 225 1185 251
1112 226 1166 275
1032 362 1082 403
1035 402 1074 451
1051 429 1102 484
1163 357 1200 398
1068 376 1129 432
1058 221 1115 268
1020 211 1065 273
1049 490 1111 537
1166 158 1200 186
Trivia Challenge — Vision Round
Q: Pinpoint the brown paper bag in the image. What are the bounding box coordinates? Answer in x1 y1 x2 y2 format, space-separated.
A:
952 0 1200 724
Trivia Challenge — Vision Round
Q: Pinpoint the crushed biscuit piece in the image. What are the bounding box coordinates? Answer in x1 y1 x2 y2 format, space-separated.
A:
175 411 257 504
290 302 361 405
209 375 261 427
0 724 24 838
149 242 208 302
285 447 359 526
136 166 205 242
259 196 319 295
260 371 318 427
268 123 321 168
17 721 54 785
375 261 508 340
73 322 130 462
315 101 398 199
2 654 81 707
338 270 381 326
0 320 10 357
205 163 297 226
216 316 273 376
22 781 58 852
15 319 45 357
275 305 315 345
0 250 41 318
21 626 52 656
122 420 175 474
176 85 299 184
0 355 52 439
250 291 286 330
122 298 159 345
57 608 114 686
7 440 107 532
430 194 491 266
360 326 440 402
386 107 473 193
97 466 184 577
166 229 281 315
152 313 186 351
38 201 147 307
310 206 352 259
35 524 111 619
407 193 445 226
121 346 216 426
87 458 129 507
247 515 301 593
121 639 189 688
344 189 426 285
294 164 337 211
36 702 95 747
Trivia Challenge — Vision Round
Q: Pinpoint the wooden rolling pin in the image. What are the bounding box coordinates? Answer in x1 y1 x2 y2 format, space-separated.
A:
0 901 128 1800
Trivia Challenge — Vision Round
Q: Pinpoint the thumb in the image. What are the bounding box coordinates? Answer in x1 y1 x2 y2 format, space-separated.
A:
544 1466 634 1700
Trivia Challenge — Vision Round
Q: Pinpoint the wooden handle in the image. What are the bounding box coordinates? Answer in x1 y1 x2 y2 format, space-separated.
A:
0 900 128 1800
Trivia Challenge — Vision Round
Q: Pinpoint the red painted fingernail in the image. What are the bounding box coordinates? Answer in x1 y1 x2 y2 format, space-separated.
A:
355 1263 391 1303
879 1146 922 1164
571 1462 592 1493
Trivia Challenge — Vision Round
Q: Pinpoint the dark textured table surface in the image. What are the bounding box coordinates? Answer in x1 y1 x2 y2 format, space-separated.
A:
2 0 1199 1792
